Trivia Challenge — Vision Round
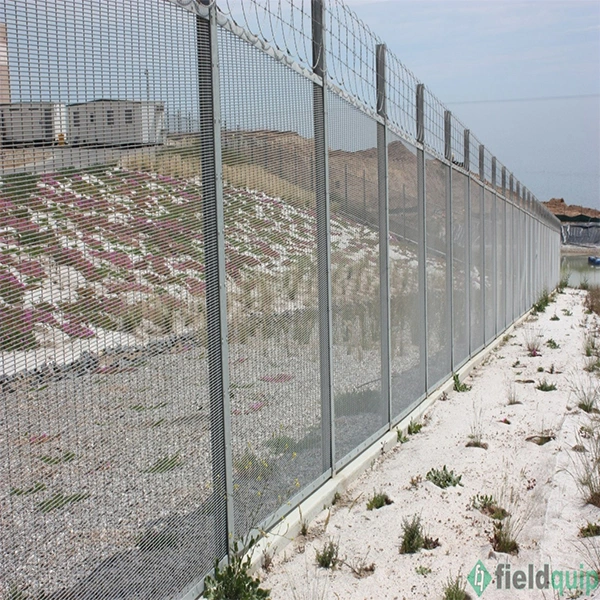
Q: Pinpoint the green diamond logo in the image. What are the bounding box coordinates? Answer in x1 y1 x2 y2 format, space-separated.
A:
467 560 492 597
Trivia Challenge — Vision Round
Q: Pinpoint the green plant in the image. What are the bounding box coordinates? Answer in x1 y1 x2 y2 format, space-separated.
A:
570 374 600 413
453 373 471 392
581 276 590 291
523 327 542 357
470 493 508 519
415 565 432 576
584 334 599 358
550 313 560 321
571 427 600 508
558 270 570 292
399 515 437 554
10 481 47 496
366 491 393 511
397 429 409 443
315 540 339 569
546 338 559 349
580 522 600 538
466 403 487 449
145 454 183 473
39 450 75 465
37 491 89 513
442 573 472 600
204 543 271 600
536 379 556 392
407 419 422 435
532 289 551 314
537 366 544 373
426 466 463 489
507 383 521 405
332 491 341 506
234 451 273 481
563 309 573 316
491 521 519 554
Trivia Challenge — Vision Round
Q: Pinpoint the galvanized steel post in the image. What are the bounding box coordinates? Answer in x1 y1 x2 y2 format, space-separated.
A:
312 0 334 474
444 110 454 369
197 5 235 552
416 83 428 391
376 43 391 427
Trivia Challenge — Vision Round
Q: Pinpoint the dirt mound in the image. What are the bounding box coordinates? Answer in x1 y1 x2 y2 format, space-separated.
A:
544 197 600 220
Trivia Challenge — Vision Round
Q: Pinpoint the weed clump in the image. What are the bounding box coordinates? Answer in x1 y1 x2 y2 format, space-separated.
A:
315 540 339 569
536 379 556 392
366 491 393 511
453 373 471 392
204 542 271 599
471 494 509 520
407 419 422 435
580 523 600 538
491 521 519 554
443 573 472 600
399 515 439 554
426 466 463 489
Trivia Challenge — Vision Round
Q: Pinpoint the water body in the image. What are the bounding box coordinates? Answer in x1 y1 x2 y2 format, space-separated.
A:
561 253 600 288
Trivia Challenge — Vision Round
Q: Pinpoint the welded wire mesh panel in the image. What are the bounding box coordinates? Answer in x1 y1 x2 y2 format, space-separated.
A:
328 91 383 465
506 202 514 324
0 2 222 597
217 0 314 75
423 90 445 159
450 117 466 167
326 0 378 113
470 134 482 179
484 189 495 343
425 155 450 389
218 27 323 536
451 170 469 367
387 52 419 144
388 133 424 417
470 180 484 351
483 148 493 187
496 196 505 333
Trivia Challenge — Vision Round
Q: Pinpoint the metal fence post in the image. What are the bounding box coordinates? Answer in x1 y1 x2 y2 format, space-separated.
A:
464 129 472 356
312 0 334 474
444 110 454 370
197 6 234 553
491 157 497 336
376 43 391 427
479 144 486 344
501 166 507 329
416 83 428 392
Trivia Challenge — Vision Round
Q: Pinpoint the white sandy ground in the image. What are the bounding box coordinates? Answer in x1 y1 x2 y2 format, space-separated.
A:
256 289 600 600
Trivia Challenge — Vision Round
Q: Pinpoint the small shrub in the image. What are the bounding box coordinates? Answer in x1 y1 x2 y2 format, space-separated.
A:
585 286 600 316
536 379 556 392
523 327 542 357
558 271 570 292
443 574 472 600
397 429 409 443
571 428 600 508
453 373 471 392
580 523 600 538
204 543 271 600
315 540 339 569
584 334 599 358
569 375 600 413
471 493 508 520
491 521 519 554
426 465 463 489
399 515 439 554
546 338 559 349
407 419 422 435
532 289 551 314
366 491 393 511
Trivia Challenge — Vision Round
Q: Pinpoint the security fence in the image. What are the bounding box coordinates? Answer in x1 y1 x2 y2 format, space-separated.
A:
0 0 560 598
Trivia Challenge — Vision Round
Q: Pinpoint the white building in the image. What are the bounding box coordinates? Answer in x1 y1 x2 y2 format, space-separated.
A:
0 102 67 145
67 99 165 146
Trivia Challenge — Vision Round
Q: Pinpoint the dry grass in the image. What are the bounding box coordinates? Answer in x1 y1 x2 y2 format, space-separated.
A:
585 286 600 316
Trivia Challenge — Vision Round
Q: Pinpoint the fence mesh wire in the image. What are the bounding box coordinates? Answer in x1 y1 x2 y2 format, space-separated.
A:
0 0 562 596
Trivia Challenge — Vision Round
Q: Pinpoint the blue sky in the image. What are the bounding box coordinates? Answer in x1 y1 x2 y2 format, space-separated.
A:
344 0 600 208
